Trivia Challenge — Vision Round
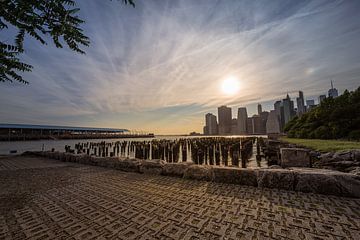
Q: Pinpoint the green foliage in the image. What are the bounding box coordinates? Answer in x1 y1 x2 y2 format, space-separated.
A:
0 0 135 84
284 87 360 140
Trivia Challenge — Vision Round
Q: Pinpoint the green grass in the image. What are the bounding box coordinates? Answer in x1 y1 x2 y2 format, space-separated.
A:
280 137 360 152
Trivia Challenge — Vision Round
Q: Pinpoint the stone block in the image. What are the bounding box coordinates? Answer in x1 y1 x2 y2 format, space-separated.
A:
212 167 258 187
114 159 141 172
257 169 295 190
139 159 165 175
162 162 192 177
280 148 310 168
183 165 213 181
292 168 360 198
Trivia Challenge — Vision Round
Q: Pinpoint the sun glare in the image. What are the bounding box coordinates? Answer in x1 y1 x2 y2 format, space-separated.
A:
221 76 240 95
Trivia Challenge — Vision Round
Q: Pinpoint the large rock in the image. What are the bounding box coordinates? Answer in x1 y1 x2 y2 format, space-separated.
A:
212 167 258 187
139 159 165 175
292 168 360 198
162 162 192 177
114 159 141 172
183 165 213 181
257 169 295 190
280 148 310 168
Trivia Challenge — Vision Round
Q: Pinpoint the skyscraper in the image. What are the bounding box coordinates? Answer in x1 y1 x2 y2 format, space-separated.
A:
259 111 269 134
237 107 248 134
205 113 218 135
306 99 315 111
328 80 338 98
266 110 281 134
296 91 305 116
218 106 232 135
257 103 262 115
274 100 284 130
319 95 326 103
283 94 294 125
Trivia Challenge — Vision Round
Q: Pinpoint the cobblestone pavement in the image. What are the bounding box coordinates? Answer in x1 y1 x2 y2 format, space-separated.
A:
1 156 360 240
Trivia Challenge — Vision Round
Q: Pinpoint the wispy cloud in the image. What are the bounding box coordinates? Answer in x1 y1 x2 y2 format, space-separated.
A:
1 0 360 134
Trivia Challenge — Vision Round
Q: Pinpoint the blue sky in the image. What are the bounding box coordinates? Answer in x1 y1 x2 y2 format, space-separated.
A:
1 0 360 134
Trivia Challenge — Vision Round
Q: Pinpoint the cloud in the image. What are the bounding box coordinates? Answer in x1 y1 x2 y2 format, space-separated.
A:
1 0 360 134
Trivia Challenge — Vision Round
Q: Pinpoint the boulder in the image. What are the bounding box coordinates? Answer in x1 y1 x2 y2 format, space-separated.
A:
212 167 258 187
292 168 360 198
333 151 352 162
257 169 294 190
162 162 192 177
280 148 310 168
268 165 283 169
349 167 360 176
139 159 165 175
183 165 213 181
114 159 141 172
351 150 360 161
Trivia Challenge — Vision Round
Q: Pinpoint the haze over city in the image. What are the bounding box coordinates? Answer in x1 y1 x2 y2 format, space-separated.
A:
1 0 360 134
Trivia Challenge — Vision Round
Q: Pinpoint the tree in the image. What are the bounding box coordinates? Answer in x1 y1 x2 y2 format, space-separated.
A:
0 0 135 84
284 87 360 140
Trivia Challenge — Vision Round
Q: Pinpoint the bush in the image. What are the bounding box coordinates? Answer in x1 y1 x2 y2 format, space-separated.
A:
314 126 332 139
285 87 360 139
349 130 360 140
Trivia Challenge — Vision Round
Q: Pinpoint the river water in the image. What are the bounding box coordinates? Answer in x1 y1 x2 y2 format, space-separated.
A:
0 135 268 168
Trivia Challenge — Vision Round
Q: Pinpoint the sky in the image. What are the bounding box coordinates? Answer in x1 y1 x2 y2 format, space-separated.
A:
1 0 360 134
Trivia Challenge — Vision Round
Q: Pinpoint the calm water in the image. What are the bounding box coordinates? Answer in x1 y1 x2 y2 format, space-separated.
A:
0 135 268 168
0 135 254 155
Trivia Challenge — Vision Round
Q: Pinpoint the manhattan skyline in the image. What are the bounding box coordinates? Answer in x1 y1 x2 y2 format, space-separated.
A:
1 0 360 134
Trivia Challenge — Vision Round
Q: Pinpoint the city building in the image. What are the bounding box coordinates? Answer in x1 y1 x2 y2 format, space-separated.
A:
296 91 305 116
306 99 316 111
246 118 254 135
266 110 281 134
218 105 232 135
237 107 248 134
247 115 263 135
231 118 238 135
319 95 326 103
203 126 208 135
283 94 295 125
259 111 269 134
328 80 338 98
274 100 284 130
257 103 262 115
204 113 218 135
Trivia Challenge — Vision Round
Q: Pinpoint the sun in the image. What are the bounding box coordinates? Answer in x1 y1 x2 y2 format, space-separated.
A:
221 76 240 95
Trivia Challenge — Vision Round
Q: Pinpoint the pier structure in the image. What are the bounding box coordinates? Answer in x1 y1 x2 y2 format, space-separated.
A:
0 123 154 141
72 137 257 168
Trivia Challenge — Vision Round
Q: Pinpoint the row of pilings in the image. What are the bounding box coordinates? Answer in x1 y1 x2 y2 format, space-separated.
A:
69 137 256 168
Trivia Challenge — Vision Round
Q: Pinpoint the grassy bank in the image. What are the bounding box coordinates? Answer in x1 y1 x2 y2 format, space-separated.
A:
280 137 360 152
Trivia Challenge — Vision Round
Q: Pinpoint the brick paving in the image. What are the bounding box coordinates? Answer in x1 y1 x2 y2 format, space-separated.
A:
0 156 360 240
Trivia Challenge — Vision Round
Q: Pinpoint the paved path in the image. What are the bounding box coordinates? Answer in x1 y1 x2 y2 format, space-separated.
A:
0 156 360 240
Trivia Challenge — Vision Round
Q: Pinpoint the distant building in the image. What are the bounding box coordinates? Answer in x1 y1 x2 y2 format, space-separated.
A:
257 104 262 115
319 94 326 103
259 111 269 134
218 105 232 135
328 80 338 98
296 91 305 116
283 94 295 125
266 110 281 134
306 99 315 106
204 113 218 135
274 100 284 131
237 107 248 134
247 115 263 135
203 126 208 135
231 118 238 135
306 99 316 111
